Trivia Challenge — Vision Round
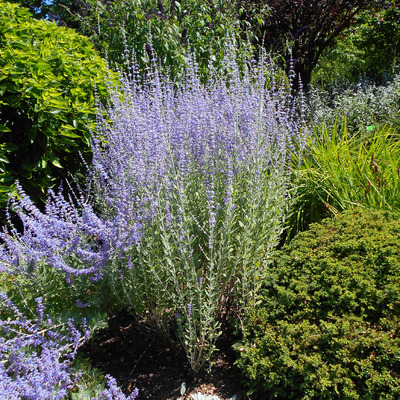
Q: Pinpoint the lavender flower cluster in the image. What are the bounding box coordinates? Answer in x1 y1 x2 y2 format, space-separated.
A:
89 48 306 259
0 294 85 399
0 48 305 282
0 44 307 373
0 294 138 399
97 375 139 400
0 182 133 281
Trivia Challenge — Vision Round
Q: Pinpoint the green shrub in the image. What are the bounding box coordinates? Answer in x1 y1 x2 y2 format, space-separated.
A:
0 2 111 211
58 0 247 83
235 208 400 399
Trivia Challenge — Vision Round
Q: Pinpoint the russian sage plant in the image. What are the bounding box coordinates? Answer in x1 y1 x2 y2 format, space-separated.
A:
0 48 306 373
90 50 306 371
0 294 138 399
0 294 84 399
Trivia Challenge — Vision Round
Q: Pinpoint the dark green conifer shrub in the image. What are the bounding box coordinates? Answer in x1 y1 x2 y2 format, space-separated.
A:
235 208 400 399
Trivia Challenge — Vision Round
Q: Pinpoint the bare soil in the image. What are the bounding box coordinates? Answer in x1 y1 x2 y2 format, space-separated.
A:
83 309 249 400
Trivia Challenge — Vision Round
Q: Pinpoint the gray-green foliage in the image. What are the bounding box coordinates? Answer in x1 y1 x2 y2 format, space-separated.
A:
0 1 111 211
189 393 225 400
235 208 400 399
69 357 110 400
307 73 400 133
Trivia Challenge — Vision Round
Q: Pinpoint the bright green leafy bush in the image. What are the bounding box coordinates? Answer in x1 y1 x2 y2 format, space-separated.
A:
0 2 111 210
235 208 400 399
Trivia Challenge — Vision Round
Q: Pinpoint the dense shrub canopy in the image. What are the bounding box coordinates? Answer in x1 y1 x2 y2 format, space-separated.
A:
313 3 400 85
235 208 400 399
13 0 247 83
0 1 111 211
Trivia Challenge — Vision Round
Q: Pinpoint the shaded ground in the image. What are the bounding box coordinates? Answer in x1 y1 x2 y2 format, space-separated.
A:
83 309 249 400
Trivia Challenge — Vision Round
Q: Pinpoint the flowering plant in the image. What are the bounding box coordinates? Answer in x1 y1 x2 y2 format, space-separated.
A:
0 294 85 399
0 293 138 399
1 44 306 373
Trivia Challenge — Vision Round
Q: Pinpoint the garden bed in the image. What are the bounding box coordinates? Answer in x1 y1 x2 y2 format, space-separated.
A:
84 309 247 399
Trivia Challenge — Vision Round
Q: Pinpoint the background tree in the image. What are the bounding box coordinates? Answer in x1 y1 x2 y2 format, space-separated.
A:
70 0 243 81
313 2 400 85
7 0 83 28
237 0 394 90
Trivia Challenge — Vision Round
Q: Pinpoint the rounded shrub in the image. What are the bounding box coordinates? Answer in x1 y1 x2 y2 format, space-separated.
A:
0 2 111 212
235 208 400 399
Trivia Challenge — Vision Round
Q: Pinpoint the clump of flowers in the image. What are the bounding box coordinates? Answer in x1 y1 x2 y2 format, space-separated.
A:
0 294 84 399
1 43 307 373
97 375 139 400
0 293 138 399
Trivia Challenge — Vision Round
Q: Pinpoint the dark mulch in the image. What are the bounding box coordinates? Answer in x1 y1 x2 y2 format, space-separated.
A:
83 309 249 400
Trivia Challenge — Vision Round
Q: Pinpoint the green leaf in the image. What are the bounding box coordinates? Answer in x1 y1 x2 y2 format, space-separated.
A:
36 60 50 71
3 143 19 152
27 129 38 142
180 382 187 396
60 129 80 139
50 108 64 115
0 185 12 193
56 136 79 147
50 158 63 168
0 124 11 133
